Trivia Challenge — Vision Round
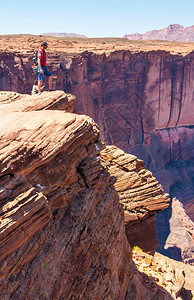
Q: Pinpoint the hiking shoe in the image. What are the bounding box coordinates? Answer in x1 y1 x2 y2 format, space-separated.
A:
49 88 55 92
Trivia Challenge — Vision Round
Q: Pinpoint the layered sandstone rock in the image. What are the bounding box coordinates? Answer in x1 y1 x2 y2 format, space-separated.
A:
0 91 188 299
0 47 193 134
66 50 193 135
0 100 133 298
130 250 188 299
0 90 75 112
60 49 193 263
160 198 194 265
100 146 170 255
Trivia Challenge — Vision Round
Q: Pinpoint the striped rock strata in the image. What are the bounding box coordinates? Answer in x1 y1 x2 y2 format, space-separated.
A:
100 145 170 255
0 91 174 299
0 90 75 112
0 106 133 299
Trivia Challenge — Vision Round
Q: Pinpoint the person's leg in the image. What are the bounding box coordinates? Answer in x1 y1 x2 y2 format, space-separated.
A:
38 80 43 93
37 66 44 93
43 67 53 90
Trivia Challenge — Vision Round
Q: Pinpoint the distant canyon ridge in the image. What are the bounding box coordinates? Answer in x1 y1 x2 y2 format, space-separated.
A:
124 24 194 42
41 33 88 38
41 24 194 42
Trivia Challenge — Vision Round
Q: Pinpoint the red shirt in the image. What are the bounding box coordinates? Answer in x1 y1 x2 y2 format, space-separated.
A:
37 48 47 66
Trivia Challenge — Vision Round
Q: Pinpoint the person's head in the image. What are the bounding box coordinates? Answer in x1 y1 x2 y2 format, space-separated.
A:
41 41 48 50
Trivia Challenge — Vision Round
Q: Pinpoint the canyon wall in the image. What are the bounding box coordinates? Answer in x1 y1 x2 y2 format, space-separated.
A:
60 50 193 262
100 145 169 255
0 91 180 299
1 49 193 157
62 50 193 219
0 49 193 258
0 92 133 299
0 49 193 134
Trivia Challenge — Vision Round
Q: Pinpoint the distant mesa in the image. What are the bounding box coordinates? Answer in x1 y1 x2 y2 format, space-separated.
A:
123 24 194 42
41 33 88 38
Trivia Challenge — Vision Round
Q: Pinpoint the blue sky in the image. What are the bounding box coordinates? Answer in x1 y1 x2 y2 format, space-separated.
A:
1 0 193 37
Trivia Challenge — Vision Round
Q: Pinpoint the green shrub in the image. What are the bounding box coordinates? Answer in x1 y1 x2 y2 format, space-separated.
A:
132 246 143 251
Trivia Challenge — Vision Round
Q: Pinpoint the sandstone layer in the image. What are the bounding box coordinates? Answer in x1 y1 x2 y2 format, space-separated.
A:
100 146 170 255
0 90 75 112
157 198 194 265
0 91 184 299
132 250 194 299
0 92 133 299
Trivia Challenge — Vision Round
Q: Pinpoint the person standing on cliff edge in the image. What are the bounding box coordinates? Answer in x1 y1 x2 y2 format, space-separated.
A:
37 41 53 94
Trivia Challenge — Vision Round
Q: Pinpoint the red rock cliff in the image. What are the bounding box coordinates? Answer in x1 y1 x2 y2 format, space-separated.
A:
1 50 192 163
0 92 181 299
0 50 193 138
100 146 170 255
61 50 194 232
0 48 193 260
0 92 134 299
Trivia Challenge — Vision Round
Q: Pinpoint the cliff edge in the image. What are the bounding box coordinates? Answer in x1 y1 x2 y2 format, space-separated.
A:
0 91 187 299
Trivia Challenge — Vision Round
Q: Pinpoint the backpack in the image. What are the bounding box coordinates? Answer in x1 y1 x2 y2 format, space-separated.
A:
33 50 38 66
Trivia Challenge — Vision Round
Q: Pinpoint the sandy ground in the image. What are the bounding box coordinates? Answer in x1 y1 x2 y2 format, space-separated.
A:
0 34 193 56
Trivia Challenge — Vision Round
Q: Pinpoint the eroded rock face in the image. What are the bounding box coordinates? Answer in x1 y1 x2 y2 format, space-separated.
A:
0 49 193 267
0 91 187 298
1 50 193 133
100 146 170 255
65 51 193 135
58 50 193 262
59 51 194 229
0 91 151 299
0 51 193 194
0 90 75 112
0 106 134 298
129 250 186 299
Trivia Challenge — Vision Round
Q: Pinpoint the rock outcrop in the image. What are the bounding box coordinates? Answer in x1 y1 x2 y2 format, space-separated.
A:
60 50 194 264
124 24 194 42
157 198 194 265
0 90 75 112
0 91 134 299
61 50 193 242
100 146 170 255
1 91 192 298
131 250 192 299
65 50 193 134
